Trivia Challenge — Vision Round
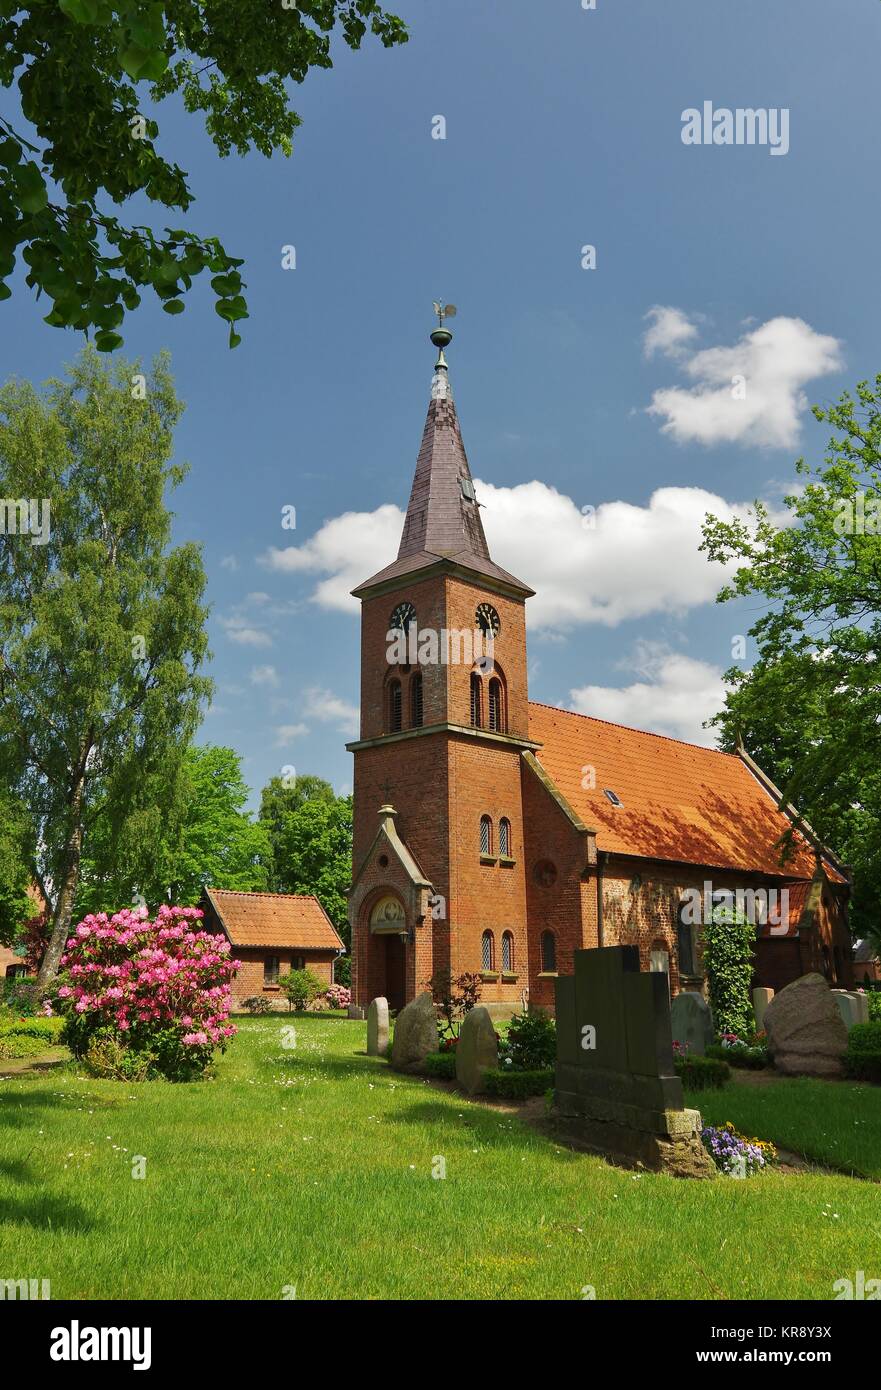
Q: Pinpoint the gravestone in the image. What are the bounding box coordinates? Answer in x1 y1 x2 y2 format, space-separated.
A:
831 990 861 1031
764 973 848 1077
390 991 439 1073
670 990 713 1055
854 992 870 1025
366 996 389 1057
554 946 714 1177
752 987 774 1033
455 1005 498 1094
348 1004 366 1020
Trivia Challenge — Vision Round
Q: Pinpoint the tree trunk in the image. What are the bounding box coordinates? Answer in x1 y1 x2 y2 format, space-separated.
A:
35 770 86 990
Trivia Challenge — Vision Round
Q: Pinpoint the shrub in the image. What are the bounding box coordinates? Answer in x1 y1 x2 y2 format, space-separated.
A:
241 996 271 1015
707 1039 768 1069
502 1010 556 1071
702 1122 777 1177
277 968 325 1013
424 1051 457 1080
55 905 238 1082
425 969 482 1041
0 1014 65 1058
0 979 41 1016
843 1021 881 1083
322 983 351 1010
675 1054 731 1090
702 907 755 1038
484 1067 554 1100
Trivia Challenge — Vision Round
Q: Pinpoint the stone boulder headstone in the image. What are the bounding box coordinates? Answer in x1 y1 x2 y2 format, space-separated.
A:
752 986 774 1034
764 973 848 1077
390 991 439 1073
670 990 714 1056
455 1006 498 1094
554 946 715 1177
366 996 389 1057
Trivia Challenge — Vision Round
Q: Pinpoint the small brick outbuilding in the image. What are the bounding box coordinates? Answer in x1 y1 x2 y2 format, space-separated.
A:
200 888 344 1010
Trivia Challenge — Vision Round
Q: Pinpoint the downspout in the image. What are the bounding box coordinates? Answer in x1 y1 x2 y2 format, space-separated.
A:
596 850 605 948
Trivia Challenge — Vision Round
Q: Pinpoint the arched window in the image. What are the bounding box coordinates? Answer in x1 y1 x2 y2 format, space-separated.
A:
481 929 495 971
499 817 511 858
411 673 423 728
488 676 504 732
480 815 493 856
541 930 556 973
470 672 482 727
502 930 514 972
389 679 402 733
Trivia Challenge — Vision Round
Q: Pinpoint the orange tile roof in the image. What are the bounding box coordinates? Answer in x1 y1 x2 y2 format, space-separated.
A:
205 889 344 951
527 703 819 878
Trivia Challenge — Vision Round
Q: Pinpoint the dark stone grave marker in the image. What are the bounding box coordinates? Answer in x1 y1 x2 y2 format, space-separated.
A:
554 946 714 1177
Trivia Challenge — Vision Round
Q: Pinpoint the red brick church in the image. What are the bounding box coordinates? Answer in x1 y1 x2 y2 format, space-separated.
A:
347 319 852 1016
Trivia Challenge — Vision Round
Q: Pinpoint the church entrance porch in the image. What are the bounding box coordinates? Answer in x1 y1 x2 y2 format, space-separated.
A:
381 933 406 1012
368 892 409 1012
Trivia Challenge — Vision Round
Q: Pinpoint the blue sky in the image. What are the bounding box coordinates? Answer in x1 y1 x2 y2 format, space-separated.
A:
3 0 880 806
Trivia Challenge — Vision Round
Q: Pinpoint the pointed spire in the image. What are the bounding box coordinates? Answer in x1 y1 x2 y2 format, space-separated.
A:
397 312 492 564
351 308 534 599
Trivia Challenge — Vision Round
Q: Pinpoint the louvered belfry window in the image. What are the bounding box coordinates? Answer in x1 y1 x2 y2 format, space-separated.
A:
389 680 402 732
488 677 503 732
411 673 423 728
470 673 481 727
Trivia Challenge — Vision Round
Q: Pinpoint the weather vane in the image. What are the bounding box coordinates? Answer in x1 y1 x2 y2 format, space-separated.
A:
432 300 457 328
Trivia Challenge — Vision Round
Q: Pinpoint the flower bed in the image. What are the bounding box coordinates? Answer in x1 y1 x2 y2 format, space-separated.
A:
702 1122 777 1177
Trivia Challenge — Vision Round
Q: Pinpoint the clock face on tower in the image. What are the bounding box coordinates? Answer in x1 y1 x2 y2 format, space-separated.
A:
389 601 416 633
475 602 500 637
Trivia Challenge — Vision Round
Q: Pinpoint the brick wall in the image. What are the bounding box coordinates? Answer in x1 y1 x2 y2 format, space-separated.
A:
230 948 336 1010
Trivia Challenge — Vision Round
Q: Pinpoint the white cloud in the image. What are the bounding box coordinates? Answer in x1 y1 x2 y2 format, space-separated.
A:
303 686 359 737
220 555 239 572
647 314 843 448
265 481 782 632
274 722 309 744
219 615 272 648
643 305 700 360
250 664 280 688
568 643 725 745
259 504 404 612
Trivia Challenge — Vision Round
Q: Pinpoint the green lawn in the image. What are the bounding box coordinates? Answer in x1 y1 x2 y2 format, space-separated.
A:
692 1077 881 1181
1 1015 879 1300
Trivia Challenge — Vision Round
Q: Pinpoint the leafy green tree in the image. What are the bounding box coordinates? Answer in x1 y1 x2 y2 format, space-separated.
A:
258 773 334 890
78 743 271 912
273 791 352 948
0 1 407 346
702 375 881 946
0 346 211 986
0 786 33 947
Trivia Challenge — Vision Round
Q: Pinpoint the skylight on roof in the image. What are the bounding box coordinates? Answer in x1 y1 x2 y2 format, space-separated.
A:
603 788 623 807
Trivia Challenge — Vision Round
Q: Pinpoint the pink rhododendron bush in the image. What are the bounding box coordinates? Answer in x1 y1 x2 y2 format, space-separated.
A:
55 906 240 1081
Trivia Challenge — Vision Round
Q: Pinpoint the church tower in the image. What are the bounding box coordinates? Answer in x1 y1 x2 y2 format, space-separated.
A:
347 311 536 1014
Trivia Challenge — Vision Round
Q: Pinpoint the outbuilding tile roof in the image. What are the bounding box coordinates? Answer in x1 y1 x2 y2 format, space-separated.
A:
205 889 344 951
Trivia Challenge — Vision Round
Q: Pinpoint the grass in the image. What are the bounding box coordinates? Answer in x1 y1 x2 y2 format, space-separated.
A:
692 1078 881 1180
1 1015 880 1300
